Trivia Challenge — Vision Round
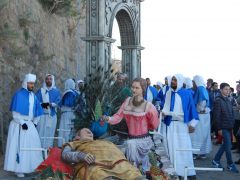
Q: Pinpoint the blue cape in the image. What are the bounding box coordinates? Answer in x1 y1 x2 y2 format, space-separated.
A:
186 88 195 97
144 86 158 101
157 85 170 109
61 90 78 107
194 86 209 107
10 88 43 117
164 88 199 126
156 89 164 102
36 88 61 116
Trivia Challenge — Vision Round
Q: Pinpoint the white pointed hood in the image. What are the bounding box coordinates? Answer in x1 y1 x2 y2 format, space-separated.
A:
165 75 172 86
184 77 193 89
157 81 163 88
22 73 36 90
193 75 205 87
63 78 76 96
64 79 76 91
43 74 56 90
171 74 184 92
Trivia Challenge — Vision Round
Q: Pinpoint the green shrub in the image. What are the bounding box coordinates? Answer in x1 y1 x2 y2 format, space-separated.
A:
39 0 74 16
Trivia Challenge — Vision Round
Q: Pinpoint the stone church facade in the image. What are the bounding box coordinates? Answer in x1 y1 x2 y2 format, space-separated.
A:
0 0 143 153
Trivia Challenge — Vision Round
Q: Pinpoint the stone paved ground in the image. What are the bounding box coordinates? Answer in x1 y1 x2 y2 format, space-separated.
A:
193 143 240 180
0 140 240 179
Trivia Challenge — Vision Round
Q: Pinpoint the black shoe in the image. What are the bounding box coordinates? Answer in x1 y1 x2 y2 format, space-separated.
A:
231 144 237 150
235 159 240 165
188 175 197 180
233 149 240 153
145 171 152 180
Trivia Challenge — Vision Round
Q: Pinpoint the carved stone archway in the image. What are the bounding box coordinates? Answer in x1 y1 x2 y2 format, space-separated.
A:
83 0 144 81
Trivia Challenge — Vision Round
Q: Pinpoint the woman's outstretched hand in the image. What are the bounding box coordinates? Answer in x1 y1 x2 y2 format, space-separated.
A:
101 115 109 122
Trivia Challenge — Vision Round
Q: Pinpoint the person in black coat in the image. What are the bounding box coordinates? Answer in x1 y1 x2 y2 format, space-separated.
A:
211 83 239 173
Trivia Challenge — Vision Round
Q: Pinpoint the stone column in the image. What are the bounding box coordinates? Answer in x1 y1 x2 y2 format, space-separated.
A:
119 45 144 82
83 0 116 75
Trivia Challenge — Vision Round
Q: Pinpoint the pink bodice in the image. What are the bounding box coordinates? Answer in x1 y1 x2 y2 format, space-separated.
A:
108 98 159 136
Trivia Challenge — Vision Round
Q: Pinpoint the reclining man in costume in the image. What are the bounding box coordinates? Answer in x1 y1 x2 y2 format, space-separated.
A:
61 128 145 180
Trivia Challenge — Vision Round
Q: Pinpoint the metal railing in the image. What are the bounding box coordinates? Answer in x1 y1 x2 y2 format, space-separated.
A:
184 167 223 180
20 148 48 160
173 148 223 180
40 136 65 144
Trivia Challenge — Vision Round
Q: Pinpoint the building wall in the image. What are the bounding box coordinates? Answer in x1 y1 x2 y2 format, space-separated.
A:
0 0 87 152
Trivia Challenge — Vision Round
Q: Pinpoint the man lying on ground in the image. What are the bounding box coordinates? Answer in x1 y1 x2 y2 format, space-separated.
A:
61 128 146 180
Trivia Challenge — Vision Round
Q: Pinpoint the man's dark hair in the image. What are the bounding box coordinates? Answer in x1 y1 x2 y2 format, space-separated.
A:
230 87 234 93
212 82 218 86
220 82 230 89
207 78 213 83
146 78 150 81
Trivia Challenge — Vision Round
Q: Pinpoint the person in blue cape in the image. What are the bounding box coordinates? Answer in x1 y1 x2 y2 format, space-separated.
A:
183 77 195 97
4 73 43 178
58 79 78 147
145 77 158 103
190 75 212 159
156 76 172 109
156 81 163 92
36 74 61 149
162 74 199 178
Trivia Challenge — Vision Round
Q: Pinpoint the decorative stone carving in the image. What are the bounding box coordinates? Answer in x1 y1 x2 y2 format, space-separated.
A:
84 0 143 81
105 1 112 25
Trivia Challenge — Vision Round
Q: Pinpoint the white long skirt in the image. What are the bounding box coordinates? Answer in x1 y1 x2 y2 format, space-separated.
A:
163 121 196 176
4 120 43 173
37 114 57 149
58 111 75 147
190 113 212 154
126 136 154 172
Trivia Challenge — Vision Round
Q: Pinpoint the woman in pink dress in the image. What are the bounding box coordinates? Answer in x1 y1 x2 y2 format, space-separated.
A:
103 78 159 172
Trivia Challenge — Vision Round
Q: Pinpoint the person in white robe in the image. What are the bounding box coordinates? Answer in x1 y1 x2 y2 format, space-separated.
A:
145 78 158 103
162 76 172 96
4 73 43 178
162 74 199 178
58 79 78 147
190 75 212 159
36 74 61 149
156 81 163 92
184 77 195 96
156 76 172 109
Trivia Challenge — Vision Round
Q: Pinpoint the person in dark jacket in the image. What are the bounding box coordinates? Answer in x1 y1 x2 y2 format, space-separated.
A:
209 82 220 109
209 82 221 141
233 83 240 164
212 83 239 173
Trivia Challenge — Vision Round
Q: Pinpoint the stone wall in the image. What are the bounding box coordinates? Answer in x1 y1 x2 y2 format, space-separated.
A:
0 0 87 153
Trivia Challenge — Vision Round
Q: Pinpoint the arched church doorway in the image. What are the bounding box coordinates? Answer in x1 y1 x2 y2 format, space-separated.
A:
84 0 144 82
